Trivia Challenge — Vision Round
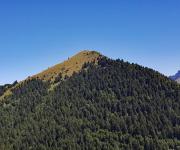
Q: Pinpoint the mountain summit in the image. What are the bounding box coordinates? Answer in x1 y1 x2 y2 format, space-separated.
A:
170 70 180 83
32 50 102 82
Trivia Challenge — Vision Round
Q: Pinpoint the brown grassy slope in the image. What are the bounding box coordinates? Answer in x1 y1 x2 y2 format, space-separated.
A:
32 50 102 82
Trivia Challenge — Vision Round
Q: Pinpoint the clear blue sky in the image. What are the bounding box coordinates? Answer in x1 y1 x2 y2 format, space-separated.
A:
0 0 180 84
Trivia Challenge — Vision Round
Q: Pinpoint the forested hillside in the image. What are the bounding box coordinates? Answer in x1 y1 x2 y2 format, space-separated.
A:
0 81 17 97
0 85 6 96
0 53 180 149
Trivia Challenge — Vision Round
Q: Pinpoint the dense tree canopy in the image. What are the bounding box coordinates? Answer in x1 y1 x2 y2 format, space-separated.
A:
0 81 17 97
0 58 180 149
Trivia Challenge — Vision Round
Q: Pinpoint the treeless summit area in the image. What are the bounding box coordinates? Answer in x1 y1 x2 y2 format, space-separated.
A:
32 50 103 82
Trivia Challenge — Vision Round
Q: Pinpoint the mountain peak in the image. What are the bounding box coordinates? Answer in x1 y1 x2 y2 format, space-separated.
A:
32 50 103 81
76 50 101 55
170 70 180 83
0 50 103 100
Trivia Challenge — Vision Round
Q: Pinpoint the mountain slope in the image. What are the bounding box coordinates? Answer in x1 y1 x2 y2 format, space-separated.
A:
32 50 102 81
0 51 180 149
170 71 180 83
0 50 102 100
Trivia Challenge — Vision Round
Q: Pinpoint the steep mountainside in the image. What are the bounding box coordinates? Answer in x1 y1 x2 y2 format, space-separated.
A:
0 51 180 149
170 71 180 83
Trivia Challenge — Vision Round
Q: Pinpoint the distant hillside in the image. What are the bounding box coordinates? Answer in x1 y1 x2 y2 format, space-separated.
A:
170 70 180 83
0 51 180 149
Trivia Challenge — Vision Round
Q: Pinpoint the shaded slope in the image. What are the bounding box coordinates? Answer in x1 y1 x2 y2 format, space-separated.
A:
0 81 18 100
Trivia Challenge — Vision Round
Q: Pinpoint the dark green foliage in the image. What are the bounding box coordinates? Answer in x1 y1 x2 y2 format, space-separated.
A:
0 81 18 96
0 58 180 149
0 86 5 96
53 73 63 84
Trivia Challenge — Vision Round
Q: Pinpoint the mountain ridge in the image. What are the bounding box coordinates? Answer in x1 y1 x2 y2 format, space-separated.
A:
1 51 179 101
170 70 180 83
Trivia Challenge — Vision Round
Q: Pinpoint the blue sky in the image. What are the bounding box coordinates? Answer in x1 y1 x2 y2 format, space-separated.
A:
0 0 180 84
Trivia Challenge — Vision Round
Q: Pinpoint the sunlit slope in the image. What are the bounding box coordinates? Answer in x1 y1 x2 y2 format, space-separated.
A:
32 50 102 82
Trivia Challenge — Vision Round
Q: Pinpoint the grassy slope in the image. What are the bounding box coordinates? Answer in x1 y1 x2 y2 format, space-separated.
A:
32 50 102 82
